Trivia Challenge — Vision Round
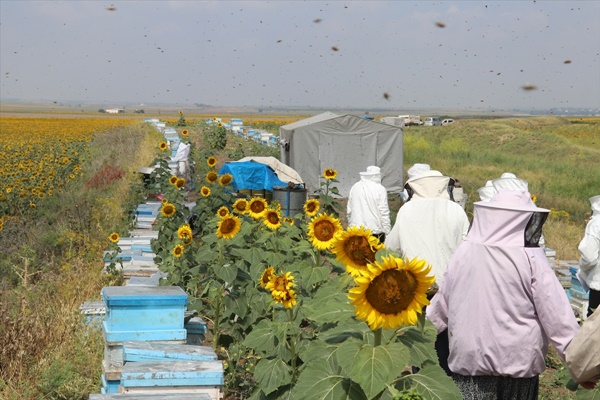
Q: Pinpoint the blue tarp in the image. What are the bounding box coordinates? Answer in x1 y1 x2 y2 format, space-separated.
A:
218 161 287 192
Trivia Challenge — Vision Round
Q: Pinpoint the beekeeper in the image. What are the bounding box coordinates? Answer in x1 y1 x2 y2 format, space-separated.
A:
399 163 431 203
386 170 470 289
427 189 579 397
172 141 191 179
347 166 391 243
578 194 600 317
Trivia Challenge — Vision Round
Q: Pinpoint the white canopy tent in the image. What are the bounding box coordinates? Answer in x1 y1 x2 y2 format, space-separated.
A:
279 112 404 198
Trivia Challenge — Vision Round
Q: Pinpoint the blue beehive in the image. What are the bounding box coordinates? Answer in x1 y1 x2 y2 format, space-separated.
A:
120 360 224 387
123 342 217 362
102 286 188 342
569 266 589 300
101 374 120 394
90 393 210 399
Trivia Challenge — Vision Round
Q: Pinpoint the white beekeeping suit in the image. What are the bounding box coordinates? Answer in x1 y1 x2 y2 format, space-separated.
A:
399 163 431 203
172 142 191 177
477 180 497 202
347 166 391 240
578 194 600 317
386 170 470 288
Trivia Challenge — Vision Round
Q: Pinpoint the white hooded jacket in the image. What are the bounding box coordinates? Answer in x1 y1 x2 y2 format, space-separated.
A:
385 171 470 286
579 195 600 291
347 167 391 235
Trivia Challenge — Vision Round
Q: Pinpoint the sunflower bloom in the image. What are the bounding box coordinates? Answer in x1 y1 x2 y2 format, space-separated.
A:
200 186 211 197
259 266 275 288
161 203 176 217
207 157 217 168
284 217 295 226
263 209 282 230
217 206 230 218
109 232 120 243
348 256 435 330
216 215 241 239
307 213 343 250
304 198 320 216
173 244 185 258
177 224 193 243
219 173 233 187
175 177 186 189
323 168 337 180
248 197 268 219
331 226 384 277
161 198 169 205
233 199 248 214
159 142 168 151
169 175 178 185
182 129 189 136
266 271 297 309
206 171 218 183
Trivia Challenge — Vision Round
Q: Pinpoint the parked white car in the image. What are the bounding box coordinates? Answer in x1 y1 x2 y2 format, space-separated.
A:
423 117 442 126
442 119 455 125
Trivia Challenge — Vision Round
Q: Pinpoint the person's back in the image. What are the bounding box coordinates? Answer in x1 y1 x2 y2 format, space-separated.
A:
427 190 579 398
385 170 469 286
347 166 391 241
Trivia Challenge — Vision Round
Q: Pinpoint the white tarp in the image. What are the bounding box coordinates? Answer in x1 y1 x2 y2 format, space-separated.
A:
235 156 304 185
279 112 404 197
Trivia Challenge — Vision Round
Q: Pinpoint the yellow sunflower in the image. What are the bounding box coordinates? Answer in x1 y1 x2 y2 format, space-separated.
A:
348 255 435 330
175 177 186 189
263 209 282 230
217 206 230 218
216 215 241 239
307 213 343 250
323 168 337 180
284 217 295 226
177 224 193 241
266 271 297 309
161 198 169 204
219 173 233 187
173 244 185 258
182 129 189 136
207 157 217 168
159 142 168 151
248 197 268 219
169 175 178 185
304 198 320 216
161 202 176 217
259 266 276 288
206 171 218 183
331 226 384 277
179 110 183 115
531 194 537 203
109 232 120 243
233 199 248 214
200 186 211 197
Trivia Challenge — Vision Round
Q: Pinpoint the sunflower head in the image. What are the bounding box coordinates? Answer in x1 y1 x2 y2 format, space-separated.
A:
263 209 282 230
304 198 320 216
169 175 178 185
181 129 189 136
179 110 183 115
200 186 211 197
259 266 276 288
175 177 186 189
248 197 268 219
206 171 218 183
177 224 193 242
531 194 537 203
348 255 435 330
219 173 233 187
161 198 169 204
332 226 384 276
159 142 168 151
283 217 295 226
217 215 241 239
266 271 297 309
207 157 217 168
109 232 120 243
323 168 338 180
217 206 230 218
173 244 185 258
161 202 176 217
307 213 343 250
233 199 248 214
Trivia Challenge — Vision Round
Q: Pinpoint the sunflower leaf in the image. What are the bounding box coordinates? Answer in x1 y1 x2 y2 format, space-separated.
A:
396 325 439 367
243 320 276 354
254 357 292 395
214 262 237 285
292 360 368 400
304 296 354 325
223 292 248 319
395 362 463 400
336 341 408 399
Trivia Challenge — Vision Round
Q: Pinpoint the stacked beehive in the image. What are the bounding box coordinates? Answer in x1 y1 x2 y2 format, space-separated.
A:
96 286 222 398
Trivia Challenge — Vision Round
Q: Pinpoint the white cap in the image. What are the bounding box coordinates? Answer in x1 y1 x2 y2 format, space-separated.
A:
500 172 517 179
360 166 381 176
407 163 431 180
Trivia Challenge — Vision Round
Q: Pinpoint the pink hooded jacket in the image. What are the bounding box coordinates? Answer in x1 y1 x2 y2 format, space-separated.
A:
427 190 579 377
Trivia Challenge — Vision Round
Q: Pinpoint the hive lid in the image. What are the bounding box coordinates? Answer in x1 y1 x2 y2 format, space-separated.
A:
102 286 187 306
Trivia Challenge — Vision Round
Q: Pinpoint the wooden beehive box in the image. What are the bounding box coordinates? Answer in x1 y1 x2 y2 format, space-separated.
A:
123 341 217 363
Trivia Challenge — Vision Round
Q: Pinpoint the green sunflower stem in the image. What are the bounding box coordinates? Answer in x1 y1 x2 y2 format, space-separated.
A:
374 328 382 347
288 307 299 383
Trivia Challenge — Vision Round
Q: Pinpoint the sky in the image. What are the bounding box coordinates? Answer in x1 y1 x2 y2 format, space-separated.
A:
1 1 599 111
